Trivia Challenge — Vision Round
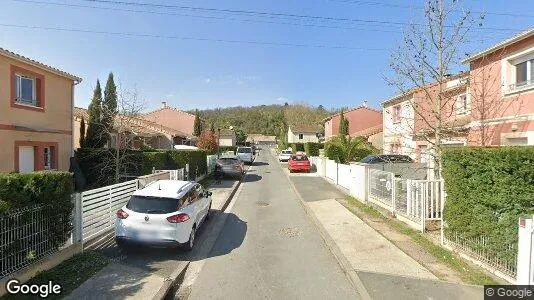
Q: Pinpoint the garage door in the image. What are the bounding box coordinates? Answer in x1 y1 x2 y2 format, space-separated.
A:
19 146 35 173
508 137 528 145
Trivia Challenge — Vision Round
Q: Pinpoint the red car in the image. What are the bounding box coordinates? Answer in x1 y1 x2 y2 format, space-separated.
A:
288 152 311 173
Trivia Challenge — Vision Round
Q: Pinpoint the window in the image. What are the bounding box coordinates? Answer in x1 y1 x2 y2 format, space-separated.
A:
15 74 36 106
298 134 303 140
456 94 470 115
512 58 534 90
392 105 401 123
43 147 54 170
389 143 400 154
126 196 181 214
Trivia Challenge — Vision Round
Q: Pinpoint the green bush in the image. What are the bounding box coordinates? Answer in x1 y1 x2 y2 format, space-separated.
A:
218 146 237 154
167 150 208 179
305 142 320 156
442 147 534 266
324 142 344 162
291 143 305 152
0 172 74 271
141 151 168 175
278 140 288 151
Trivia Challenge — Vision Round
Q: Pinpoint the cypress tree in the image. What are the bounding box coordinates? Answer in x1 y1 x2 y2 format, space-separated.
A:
193 110 202 137
339 110 349 136
102 73 117 146
85 80 104 148
79 117 86 148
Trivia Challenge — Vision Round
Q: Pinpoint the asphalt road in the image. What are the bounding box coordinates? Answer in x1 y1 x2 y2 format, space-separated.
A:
185 149 360 300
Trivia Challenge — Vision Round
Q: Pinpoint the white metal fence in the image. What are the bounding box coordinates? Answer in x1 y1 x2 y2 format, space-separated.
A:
326 159 338 182
368 168 394 208
337 164 352 190
1 205 71 278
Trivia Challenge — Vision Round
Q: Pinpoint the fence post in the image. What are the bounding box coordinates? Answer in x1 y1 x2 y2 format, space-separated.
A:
440 179 445 245
72 193 83 246
391 176 396 215
406 179 412 216
186 164 190 180
420 183 426 233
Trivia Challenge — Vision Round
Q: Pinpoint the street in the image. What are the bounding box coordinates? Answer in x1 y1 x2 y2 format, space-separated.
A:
182 149 360 299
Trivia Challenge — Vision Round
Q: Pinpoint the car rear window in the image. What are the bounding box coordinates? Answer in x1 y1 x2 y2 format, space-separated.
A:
237 148 252 153
282 150 292 154
291 155 308 161
218 158 238 165
126 195 183 214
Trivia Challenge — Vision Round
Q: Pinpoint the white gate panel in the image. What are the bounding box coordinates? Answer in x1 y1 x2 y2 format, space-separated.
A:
337 164 352 190
326 159 338 183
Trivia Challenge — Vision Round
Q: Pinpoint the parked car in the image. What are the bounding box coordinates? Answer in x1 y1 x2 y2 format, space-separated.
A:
115 180 212 251
278 149 293 162
288 152 311 173
215 156 245 179
360 154 414 164
236 146 255 164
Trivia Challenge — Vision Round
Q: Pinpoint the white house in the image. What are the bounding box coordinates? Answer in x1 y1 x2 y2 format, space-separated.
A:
287 125 320 143
382 94 417 158
219 129 236 146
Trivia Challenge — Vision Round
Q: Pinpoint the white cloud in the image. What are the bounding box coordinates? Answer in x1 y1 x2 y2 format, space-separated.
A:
204 78 211 84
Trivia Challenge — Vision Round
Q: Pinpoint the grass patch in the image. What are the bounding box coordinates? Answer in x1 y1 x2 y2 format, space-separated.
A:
344 196 498 286
2 250 109 300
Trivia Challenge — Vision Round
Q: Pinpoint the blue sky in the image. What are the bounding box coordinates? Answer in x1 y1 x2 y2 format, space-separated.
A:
1 0 532 111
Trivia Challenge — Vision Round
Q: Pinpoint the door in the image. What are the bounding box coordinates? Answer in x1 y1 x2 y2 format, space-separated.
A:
194 184 209 221
19 146 35 173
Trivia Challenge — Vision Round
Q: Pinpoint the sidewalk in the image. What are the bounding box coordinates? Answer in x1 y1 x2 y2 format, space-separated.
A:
287 175 483 300
66 178 240 300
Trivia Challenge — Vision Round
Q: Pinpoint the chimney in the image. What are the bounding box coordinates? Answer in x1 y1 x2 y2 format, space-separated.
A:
362 100 368 108
162 101 167 108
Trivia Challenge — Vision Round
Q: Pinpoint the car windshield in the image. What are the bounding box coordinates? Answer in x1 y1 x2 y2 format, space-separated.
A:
237 148 252 153
126 195 181 214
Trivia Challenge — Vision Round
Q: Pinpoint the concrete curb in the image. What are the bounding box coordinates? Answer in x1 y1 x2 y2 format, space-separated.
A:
282 168 372 300
154 261 190 300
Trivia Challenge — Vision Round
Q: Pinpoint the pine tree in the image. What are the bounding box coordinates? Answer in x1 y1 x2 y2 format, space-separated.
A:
339 110 349 136
102 73 117 146
193 110 202 137
79 117 86 148
85 80 104 148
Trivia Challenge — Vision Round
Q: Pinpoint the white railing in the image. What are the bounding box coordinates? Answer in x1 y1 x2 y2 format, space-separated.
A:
337 164 352 190
207 155 217 174
326 159 338 183
80 180 138 243
368 168 394 209
153 169 184 181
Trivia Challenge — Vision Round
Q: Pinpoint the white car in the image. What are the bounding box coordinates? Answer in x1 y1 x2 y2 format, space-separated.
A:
278 150 293 162
115 180 212 251
236 146 254 165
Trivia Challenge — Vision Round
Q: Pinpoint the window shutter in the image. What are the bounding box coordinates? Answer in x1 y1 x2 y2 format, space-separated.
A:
35 77 42 107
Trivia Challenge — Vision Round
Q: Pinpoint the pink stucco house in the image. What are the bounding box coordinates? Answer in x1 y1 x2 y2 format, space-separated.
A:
0 47 81 173
323 102 383 149
141 102 196 145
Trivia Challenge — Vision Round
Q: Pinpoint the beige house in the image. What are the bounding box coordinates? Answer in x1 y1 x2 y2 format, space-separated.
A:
73 107 189 150
287 125 320 143
246 134 277 144
219 129 236 146
0 47 81 173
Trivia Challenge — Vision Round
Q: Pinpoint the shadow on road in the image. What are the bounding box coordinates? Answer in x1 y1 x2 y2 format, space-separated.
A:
243 174 262 183
210 179 238 188
252 161 269 166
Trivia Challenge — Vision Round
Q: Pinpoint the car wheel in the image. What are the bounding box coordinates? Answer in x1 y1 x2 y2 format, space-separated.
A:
206 202 212 220
182 225 196 252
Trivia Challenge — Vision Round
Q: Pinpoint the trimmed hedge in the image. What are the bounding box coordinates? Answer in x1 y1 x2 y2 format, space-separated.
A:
75 149 208 188
0 172 74 269
324 142 343 162
305 142 320 156
291 143 305 153
442 147 534 266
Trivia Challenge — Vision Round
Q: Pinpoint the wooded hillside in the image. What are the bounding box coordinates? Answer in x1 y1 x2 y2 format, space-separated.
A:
193 104 333 137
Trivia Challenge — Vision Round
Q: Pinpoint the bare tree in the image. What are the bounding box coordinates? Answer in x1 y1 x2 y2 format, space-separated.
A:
386 0 480 179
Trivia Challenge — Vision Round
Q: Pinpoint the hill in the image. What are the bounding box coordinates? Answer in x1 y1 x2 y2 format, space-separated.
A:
192 104 333 138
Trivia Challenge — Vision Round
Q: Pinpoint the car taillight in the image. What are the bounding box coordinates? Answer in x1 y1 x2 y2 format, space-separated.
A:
167 213 190 223
117 209 129 219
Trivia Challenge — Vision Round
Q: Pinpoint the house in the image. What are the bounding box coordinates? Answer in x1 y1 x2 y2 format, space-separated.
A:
246 134 277 145
0 47 81 173
141 102 197 145
382 73 469 162
219 129 236 146
463 28 534 146
323 102 383 148
287 125 320 143
73 107 190 150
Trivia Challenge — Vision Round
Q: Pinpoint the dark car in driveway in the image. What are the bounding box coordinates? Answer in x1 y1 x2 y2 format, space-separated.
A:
215 156 245 179
360 154 414 164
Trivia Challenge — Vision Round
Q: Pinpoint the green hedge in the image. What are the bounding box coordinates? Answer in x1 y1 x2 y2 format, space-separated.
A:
75 149 208 188
305 142 320 156
324 142 343 162
442 147 534 266
0 172 74 271
291 143 305 152
218 146 237 154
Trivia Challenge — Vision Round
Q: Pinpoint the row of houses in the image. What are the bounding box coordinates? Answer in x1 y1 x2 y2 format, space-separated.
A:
320 28 534 162
0 47 198 173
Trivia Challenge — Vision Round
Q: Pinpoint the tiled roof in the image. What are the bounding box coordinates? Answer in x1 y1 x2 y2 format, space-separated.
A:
289 124 321 133
463 28 534 64
351 124 383 137
143 105 196 119
0 47 82 82
323 105 382 122
246 134 277 142
73 107 191 137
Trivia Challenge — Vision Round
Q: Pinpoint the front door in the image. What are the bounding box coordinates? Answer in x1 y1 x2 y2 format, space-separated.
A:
19 146 35 173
